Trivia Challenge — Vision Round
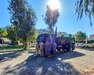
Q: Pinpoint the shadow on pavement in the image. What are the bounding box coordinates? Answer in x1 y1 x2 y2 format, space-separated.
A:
80 48 94 51
2 51 85 75
56 51 85 60
0 50 24 62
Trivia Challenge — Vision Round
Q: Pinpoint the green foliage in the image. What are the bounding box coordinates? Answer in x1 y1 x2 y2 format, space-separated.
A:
29 28 38 43
44 5 59 43
0 28 7 37
76 0 94 26
8 0 36 49
74 31 87 42
44 5 59 32
6 25 18 42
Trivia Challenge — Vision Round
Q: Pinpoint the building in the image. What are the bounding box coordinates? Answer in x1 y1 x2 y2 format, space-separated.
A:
37 29 71 38
37 29 49 35
89 34 94 40
57 32 68 37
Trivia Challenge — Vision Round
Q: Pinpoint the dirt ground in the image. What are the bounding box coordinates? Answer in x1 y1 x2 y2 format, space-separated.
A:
0 48 94 75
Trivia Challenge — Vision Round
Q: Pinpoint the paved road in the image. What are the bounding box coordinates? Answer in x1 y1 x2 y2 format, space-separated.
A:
0 48 94 75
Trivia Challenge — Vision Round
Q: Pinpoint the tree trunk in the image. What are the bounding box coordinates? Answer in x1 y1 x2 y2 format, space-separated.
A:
24 38 30 50
49 27 54 43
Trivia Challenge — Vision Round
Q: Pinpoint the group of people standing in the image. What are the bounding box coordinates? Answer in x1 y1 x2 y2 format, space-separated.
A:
36 37 57 57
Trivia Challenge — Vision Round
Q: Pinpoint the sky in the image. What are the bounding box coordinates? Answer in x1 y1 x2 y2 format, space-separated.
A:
0 0 94 36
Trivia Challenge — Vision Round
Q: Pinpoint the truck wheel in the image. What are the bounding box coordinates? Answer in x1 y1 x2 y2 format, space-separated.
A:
57 48 61 51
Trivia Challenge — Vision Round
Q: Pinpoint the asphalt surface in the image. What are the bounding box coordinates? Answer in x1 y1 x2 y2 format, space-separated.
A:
0 48 94 75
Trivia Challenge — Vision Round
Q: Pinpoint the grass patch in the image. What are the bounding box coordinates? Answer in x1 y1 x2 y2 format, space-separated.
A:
0 49 24 53
0 45 36 53
0 45 24 50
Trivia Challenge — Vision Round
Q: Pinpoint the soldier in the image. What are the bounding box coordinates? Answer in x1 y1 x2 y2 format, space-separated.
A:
39 42 44 56
51 41 57 55
44 38 51 57
36 42 40 55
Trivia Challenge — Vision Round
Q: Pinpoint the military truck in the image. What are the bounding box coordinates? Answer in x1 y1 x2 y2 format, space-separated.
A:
56 37 75 52
36 33 75 54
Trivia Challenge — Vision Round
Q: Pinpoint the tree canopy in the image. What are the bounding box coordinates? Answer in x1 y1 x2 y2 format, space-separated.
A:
44 5 59 42
76 0 94 26
0 28 7 38
8 0 36 49
29 28 38 43
6 25 19 45
44 5 59 33
74 31 87 42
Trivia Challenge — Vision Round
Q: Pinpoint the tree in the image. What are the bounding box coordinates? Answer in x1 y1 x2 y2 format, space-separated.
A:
8 0 36 49
29 28 38 43
0 28 7 38
6 25 19 45
74 31 87 42
44 5 59 42
75 0 94 26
